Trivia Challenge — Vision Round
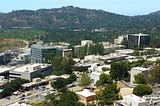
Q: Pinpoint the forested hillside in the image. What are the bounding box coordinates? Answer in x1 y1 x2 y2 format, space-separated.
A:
0 6 160 44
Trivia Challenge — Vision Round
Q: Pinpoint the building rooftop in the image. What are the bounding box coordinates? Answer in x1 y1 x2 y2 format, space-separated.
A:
130 33 149 37
147 56 160 62
124 94 146 103
11 63 51 73
115 49 134 54
22 79 48 87
0 66 15 74
8 102 31 106
76 89 95 97
31 44 68 49
131 67 148 71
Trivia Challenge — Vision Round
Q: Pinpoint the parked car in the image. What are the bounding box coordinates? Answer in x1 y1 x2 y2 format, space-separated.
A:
18 88 25 93
13 91 21 95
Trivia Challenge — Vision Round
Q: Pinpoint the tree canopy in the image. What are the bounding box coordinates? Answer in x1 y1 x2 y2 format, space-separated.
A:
79 73 91 87
96 84 119 105
134 73 147 84
133 84 152 96
148 64 160 85
0 78 29 98
52 57 74 75
96 74 113 87
51 74 77 90
110 61 130 81
46 91 84 106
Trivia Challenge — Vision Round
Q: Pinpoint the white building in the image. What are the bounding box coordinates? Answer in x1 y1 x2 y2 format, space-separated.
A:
0 66 15 75
9 63 52 81
114 94 148 106
147 56 160 62
0 76 8 85
8 102 31 106
114 35 126 44
130 67 148 84
89 64 110 84
81 40 93 47
143 92 160 105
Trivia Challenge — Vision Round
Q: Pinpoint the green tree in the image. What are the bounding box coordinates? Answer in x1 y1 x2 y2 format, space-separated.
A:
130 58 145 68
110 61 130 81
74 66 88 72
134 73 147 84
102 67 110 71
79 46 87 59
66 73 77 84
79 73 91 87
49 91 85 106
89 43 104 55
63 58 74 74
52 56 63 72
133 84 152 96
52 57 74 75
51 78 67 90
143 61 153 68
144 49 156 56
96 74 113 87
51 74 77 90
96 84 119 105
148 64 160 85
0 78 29 98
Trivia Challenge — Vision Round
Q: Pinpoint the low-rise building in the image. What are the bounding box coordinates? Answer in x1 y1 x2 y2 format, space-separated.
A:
0 76 8 85
114 94 148 106
143 92 160 105
8 102 31 106
9 63 52 81
130 67 148 84
76 89 95 105
89 64 110 84
114 35 126 44
81 40 93 47
0 66 15 76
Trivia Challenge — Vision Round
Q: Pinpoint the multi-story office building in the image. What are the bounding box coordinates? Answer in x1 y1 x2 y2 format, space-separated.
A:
9 63 52 81
30 44 68 62
0 52 11 65
128 33 151 49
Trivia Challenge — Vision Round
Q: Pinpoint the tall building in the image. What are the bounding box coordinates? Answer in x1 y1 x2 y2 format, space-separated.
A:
30 44 68 62
0 53 11 65
128 33 151 49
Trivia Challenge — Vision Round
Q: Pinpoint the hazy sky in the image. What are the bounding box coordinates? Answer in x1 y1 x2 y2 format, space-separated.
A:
0 0 160 16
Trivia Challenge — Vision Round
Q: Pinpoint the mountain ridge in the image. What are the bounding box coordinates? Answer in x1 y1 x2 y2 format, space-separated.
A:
0 6 160 31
